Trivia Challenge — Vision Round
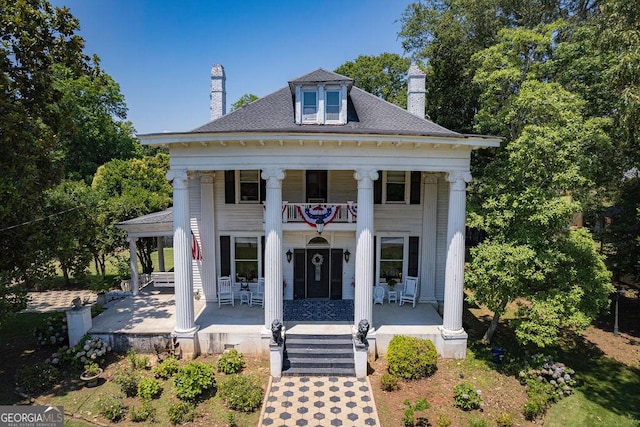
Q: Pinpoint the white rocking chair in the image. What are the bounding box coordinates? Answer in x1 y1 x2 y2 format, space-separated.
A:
250 278 265 308
373 285 385 305
399 276 419 308
217 276 234 307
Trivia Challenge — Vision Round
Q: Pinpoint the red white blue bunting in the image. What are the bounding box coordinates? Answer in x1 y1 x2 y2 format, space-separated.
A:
296 205 341 228
347 202 357 218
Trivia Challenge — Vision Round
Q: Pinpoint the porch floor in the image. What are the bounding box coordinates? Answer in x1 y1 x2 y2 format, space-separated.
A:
89 286 443 355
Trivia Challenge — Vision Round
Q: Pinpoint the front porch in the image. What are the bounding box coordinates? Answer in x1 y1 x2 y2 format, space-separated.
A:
88 287 443 358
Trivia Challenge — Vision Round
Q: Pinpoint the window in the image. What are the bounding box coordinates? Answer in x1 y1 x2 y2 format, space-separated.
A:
235 237 258 282
325 91 340 121
239 170 259 202
380 237 404 281
303 91 317 122
385 171 407 203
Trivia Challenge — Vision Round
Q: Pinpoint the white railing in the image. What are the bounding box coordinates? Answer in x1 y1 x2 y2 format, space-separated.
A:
282 202 357 223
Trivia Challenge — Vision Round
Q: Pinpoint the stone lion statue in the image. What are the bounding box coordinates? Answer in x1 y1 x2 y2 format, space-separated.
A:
356 319 370 344
271 319 283 345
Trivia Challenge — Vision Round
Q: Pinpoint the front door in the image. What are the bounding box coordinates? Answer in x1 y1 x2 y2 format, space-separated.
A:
306 249 330 298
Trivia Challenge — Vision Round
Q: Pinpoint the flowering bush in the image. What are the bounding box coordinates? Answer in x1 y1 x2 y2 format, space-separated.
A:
518 354 577 398
34 315 68 348
47 334 111 369
453 381 483 411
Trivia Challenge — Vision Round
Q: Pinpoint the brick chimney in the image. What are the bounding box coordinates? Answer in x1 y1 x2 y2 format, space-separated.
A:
210 64 226 121
407 63 426 119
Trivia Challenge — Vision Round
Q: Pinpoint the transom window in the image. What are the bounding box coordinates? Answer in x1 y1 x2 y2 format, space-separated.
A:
385 171 407 203
238 170 260 202
234 237 258 282
303 91 317 122
380 237 404 281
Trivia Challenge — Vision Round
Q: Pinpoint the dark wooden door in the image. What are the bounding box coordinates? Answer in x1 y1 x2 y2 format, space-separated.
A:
306 249 330 299
293 249 306 300
330 249 343 300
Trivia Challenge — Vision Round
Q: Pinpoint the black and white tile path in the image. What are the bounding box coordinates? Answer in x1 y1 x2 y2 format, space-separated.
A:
259 376 380 427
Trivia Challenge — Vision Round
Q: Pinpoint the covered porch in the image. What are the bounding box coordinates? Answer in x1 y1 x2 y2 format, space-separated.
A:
88 286 442 357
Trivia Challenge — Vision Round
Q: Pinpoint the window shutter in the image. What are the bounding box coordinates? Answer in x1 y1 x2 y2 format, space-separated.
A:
410 171 421 204
220 236 231 277
373 236 377 285
374 171 382 204
260 236 265 276
408 236 419 277
259 175 266 203
224 171 235 204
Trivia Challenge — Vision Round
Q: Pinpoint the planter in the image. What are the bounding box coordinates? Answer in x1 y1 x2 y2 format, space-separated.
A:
80 368 103 387
96 292 107 306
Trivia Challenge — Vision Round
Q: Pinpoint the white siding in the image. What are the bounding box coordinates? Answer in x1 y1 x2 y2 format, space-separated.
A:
435 179 449 302
189 177 203 291
328 170 357 203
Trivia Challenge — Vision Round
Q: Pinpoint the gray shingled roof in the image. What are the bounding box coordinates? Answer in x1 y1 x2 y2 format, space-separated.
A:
116 208 173 227
288 68 354 84
192 68 461 138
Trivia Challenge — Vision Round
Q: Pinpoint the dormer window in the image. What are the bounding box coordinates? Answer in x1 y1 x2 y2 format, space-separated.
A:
303 91 318 122
325 91 340 122
293 82 349 125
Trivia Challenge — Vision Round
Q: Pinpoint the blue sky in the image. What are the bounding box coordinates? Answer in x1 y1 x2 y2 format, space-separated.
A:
50 0 416 134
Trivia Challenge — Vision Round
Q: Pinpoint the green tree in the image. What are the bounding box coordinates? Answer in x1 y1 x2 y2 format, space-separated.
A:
335 53 410 108
92 154 172 275
53 64 142 183
467 24 614 346
0 0 92 317
43 180 98 286
230 93 258 111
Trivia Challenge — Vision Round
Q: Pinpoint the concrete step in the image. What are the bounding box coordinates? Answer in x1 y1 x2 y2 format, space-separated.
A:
282 333 355 377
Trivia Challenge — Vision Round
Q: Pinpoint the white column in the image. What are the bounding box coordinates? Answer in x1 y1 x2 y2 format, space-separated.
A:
442 171 471 334
167 169 196 334
128 237 139 295
420 174 438 305
262 168 285 330
353 169 378 330
157 237 165 272
200 173 217 303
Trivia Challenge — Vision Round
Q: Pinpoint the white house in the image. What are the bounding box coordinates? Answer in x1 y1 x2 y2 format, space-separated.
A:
134 65 500 362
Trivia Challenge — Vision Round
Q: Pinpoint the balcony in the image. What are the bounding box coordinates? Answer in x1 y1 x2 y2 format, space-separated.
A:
282 202 357 224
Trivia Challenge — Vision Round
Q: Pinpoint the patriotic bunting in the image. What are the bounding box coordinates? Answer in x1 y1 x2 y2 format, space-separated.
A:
296 205 341 228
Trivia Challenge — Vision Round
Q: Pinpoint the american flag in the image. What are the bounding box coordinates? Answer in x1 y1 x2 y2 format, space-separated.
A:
191 230 202 260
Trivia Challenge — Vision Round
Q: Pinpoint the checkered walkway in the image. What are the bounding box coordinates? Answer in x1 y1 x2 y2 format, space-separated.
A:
259 376 379 426
24 290 97 313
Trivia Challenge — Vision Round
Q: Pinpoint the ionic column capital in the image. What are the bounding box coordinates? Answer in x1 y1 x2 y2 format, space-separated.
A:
261 168 286 185
166 169 189 188
354 169 379 183
446 171 472 191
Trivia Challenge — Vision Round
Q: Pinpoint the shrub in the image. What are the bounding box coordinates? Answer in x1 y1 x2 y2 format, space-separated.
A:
97 394 125 422
380 373 400 391
523 379 554 420
453 382 483 411
168 401 195 425
519 354 577 399
137 377 163 400
387 335 437 380
217 348 245 374
218 374 264 412
127 348 149 370
16 363 59 394
468 416 488 427
436 412 452 427
496 412 514 427
54 334 111 369
130 400 155 422
152 355 179 379
401 398 430 426
113 366 141 397
227 411 237 427
34 314 68 348
174 361 216 401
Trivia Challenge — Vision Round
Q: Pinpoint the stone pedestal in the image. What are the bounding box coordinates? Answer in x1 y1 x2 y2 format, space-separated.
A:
173 328 200 360
263 325 285 378
66 306 92 347
354 341 369 379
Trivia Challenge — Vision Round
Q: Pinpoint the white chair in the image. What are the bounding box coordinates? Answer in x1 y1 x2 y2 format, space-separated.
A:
250 278 265 308
373 285 385 305
218 276 234 307
399 276 419 308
